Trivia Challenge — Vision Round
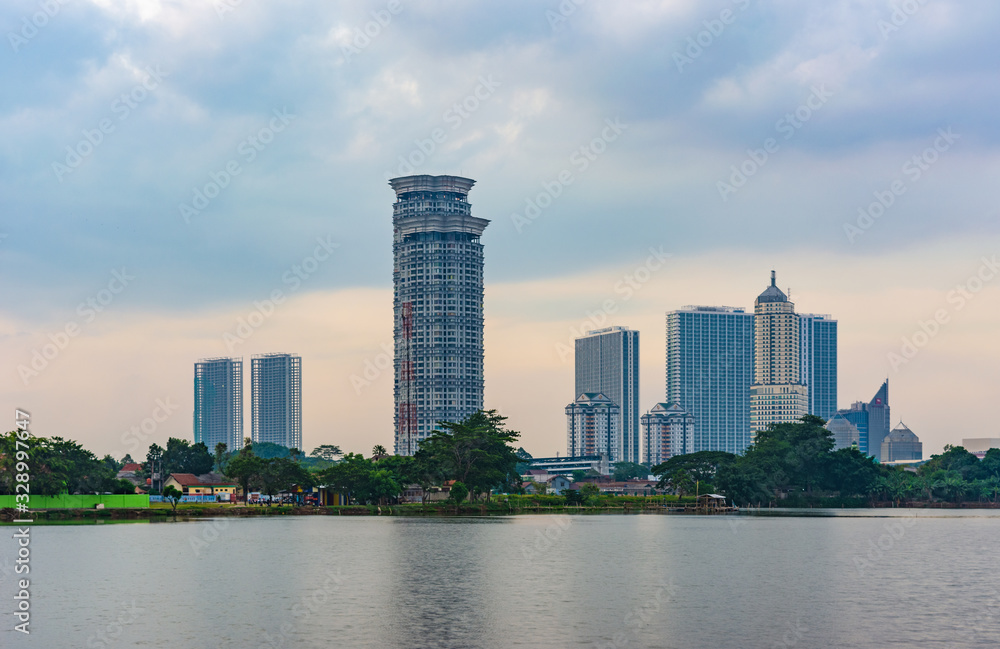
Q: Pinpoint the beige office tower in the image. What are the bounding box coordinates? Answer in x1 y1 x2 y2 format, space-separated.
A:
750 271 808 436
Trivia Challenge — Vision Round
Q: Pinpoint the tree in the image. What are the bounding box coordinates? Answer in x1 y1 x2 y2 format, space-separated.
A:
665 469 696 498
450 481 468 505
163 485 183 513
414 410 521 501
612 462 649 481
372 444 388 458
310 445 344 462
214 443 228 472
654 451 735 489
224 447 264 502
563 488 584 506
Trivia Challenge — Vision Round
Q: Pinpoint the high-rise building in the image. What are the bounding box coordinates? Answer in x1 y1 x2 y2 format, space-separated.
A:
750 271 808 434
391 175 488 455
881 422 922 462
575 326 640 463
666 306 753 454
826 379 890 458
193 357 243 453
566 393 621 461
641 402 695 465
799 313 838 421
251 353 302 451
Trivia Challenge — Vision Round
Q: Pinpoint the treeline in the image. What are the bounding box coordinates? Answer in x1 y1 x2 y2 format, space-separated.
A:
0 432 136 496
651 416 1000 506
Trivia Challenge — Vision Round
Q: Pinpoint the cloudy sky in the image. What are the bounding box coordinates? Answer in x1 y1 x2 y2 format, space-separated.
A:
2 0 998 460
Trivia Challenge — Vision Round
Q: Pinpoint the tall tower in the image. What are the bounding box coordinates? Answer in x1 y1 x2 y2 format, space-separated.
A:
800 313 838 421
666 306 753 454
574 326 640 463
251 353 302 451
566 393 620 460
750 271 808 435
391 175 489 455
194 357 243 453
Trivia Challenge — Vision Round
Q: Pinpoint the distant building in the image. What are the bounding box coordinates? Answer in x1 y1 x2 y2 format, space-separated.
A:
575 326 640 463
641 402 695 466
566 393 621 462
390 174 488 455
251 353 302 450
750 271 808 435
163 473 237 498
527 455 611 477
827 380 890 458
962 438 1000 458
194 357 243 453
666 305 753 454
799 313 838 421
825 412 863 451
881 422 922 462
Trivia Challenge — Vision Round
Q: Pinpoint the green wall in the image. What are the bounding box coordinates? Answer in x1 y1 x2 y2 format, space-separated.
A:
0 494 149 509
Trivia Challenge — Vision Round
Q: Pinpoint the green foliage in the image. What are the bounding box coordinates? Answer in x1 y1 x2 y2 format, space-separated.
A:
224 447 264 500
413 409 521 501
317 453 404 505
162 485 183 512
310 444 343 461
248 441 296 460
652 451 736 486
259 457 314 499
214 443 228 472
612 462 650 481
579 482 600 498
159 438 214 476
449 481 468 504
0 431 129 496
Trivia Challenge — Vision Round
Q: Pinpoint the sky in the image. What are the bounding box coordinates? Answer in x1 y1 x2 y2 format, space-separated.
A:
2 0 999 460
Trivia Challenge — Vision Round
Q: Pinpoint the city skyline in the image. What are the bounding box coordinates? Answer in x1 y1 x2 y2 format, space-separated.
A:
5 2 998 461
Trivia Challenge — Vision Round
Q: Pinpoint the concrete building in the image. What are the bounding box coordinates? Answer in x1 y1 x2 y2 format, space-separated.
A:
750 271 809 435
641 402 695 466
962 438 1000 458
666 306 753 454
881 422 922 462
251 353 302 450
193 357 243 453
575 326 640 463
800 313 838 421
566 393 621 462
391 175 488 455
527 455 611 477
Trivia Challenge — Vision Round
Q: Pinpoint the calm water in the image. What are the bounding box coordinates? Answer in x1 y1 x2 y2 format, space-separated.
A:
3 510 999 648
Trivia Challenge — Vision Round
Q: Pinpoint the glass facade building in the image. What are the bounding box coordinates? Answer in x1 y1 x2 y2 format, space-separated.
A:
251 353 302 451
800 314 838 421
666 306 753 454
391 175 489 455
574 326 640 463
193 357 243 453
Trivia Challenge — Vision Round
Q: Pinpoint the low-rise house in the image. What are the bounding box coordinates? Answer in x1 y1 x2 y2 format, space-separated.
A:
163 473 238 500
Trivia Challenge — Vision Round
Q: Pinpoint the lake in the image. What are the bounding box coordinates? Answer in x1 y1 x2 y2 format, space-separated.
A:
2 510 999 648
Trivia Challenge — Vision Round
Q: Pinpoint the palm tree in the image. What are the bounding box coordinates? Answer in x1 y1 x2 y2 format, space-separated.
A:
372 444 388 459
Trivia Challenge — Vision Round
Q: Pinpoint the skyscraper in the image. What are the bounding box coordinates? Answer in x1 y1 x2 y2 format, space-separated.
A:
566 393 621 460
251 353 302 450
391 175 488 455
193 357 243 453
866 380 890 461
800 313 838 421
750 271 808 434
666 306 753 454
826 379 890 458
574 326 640 463
641 402 695 465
